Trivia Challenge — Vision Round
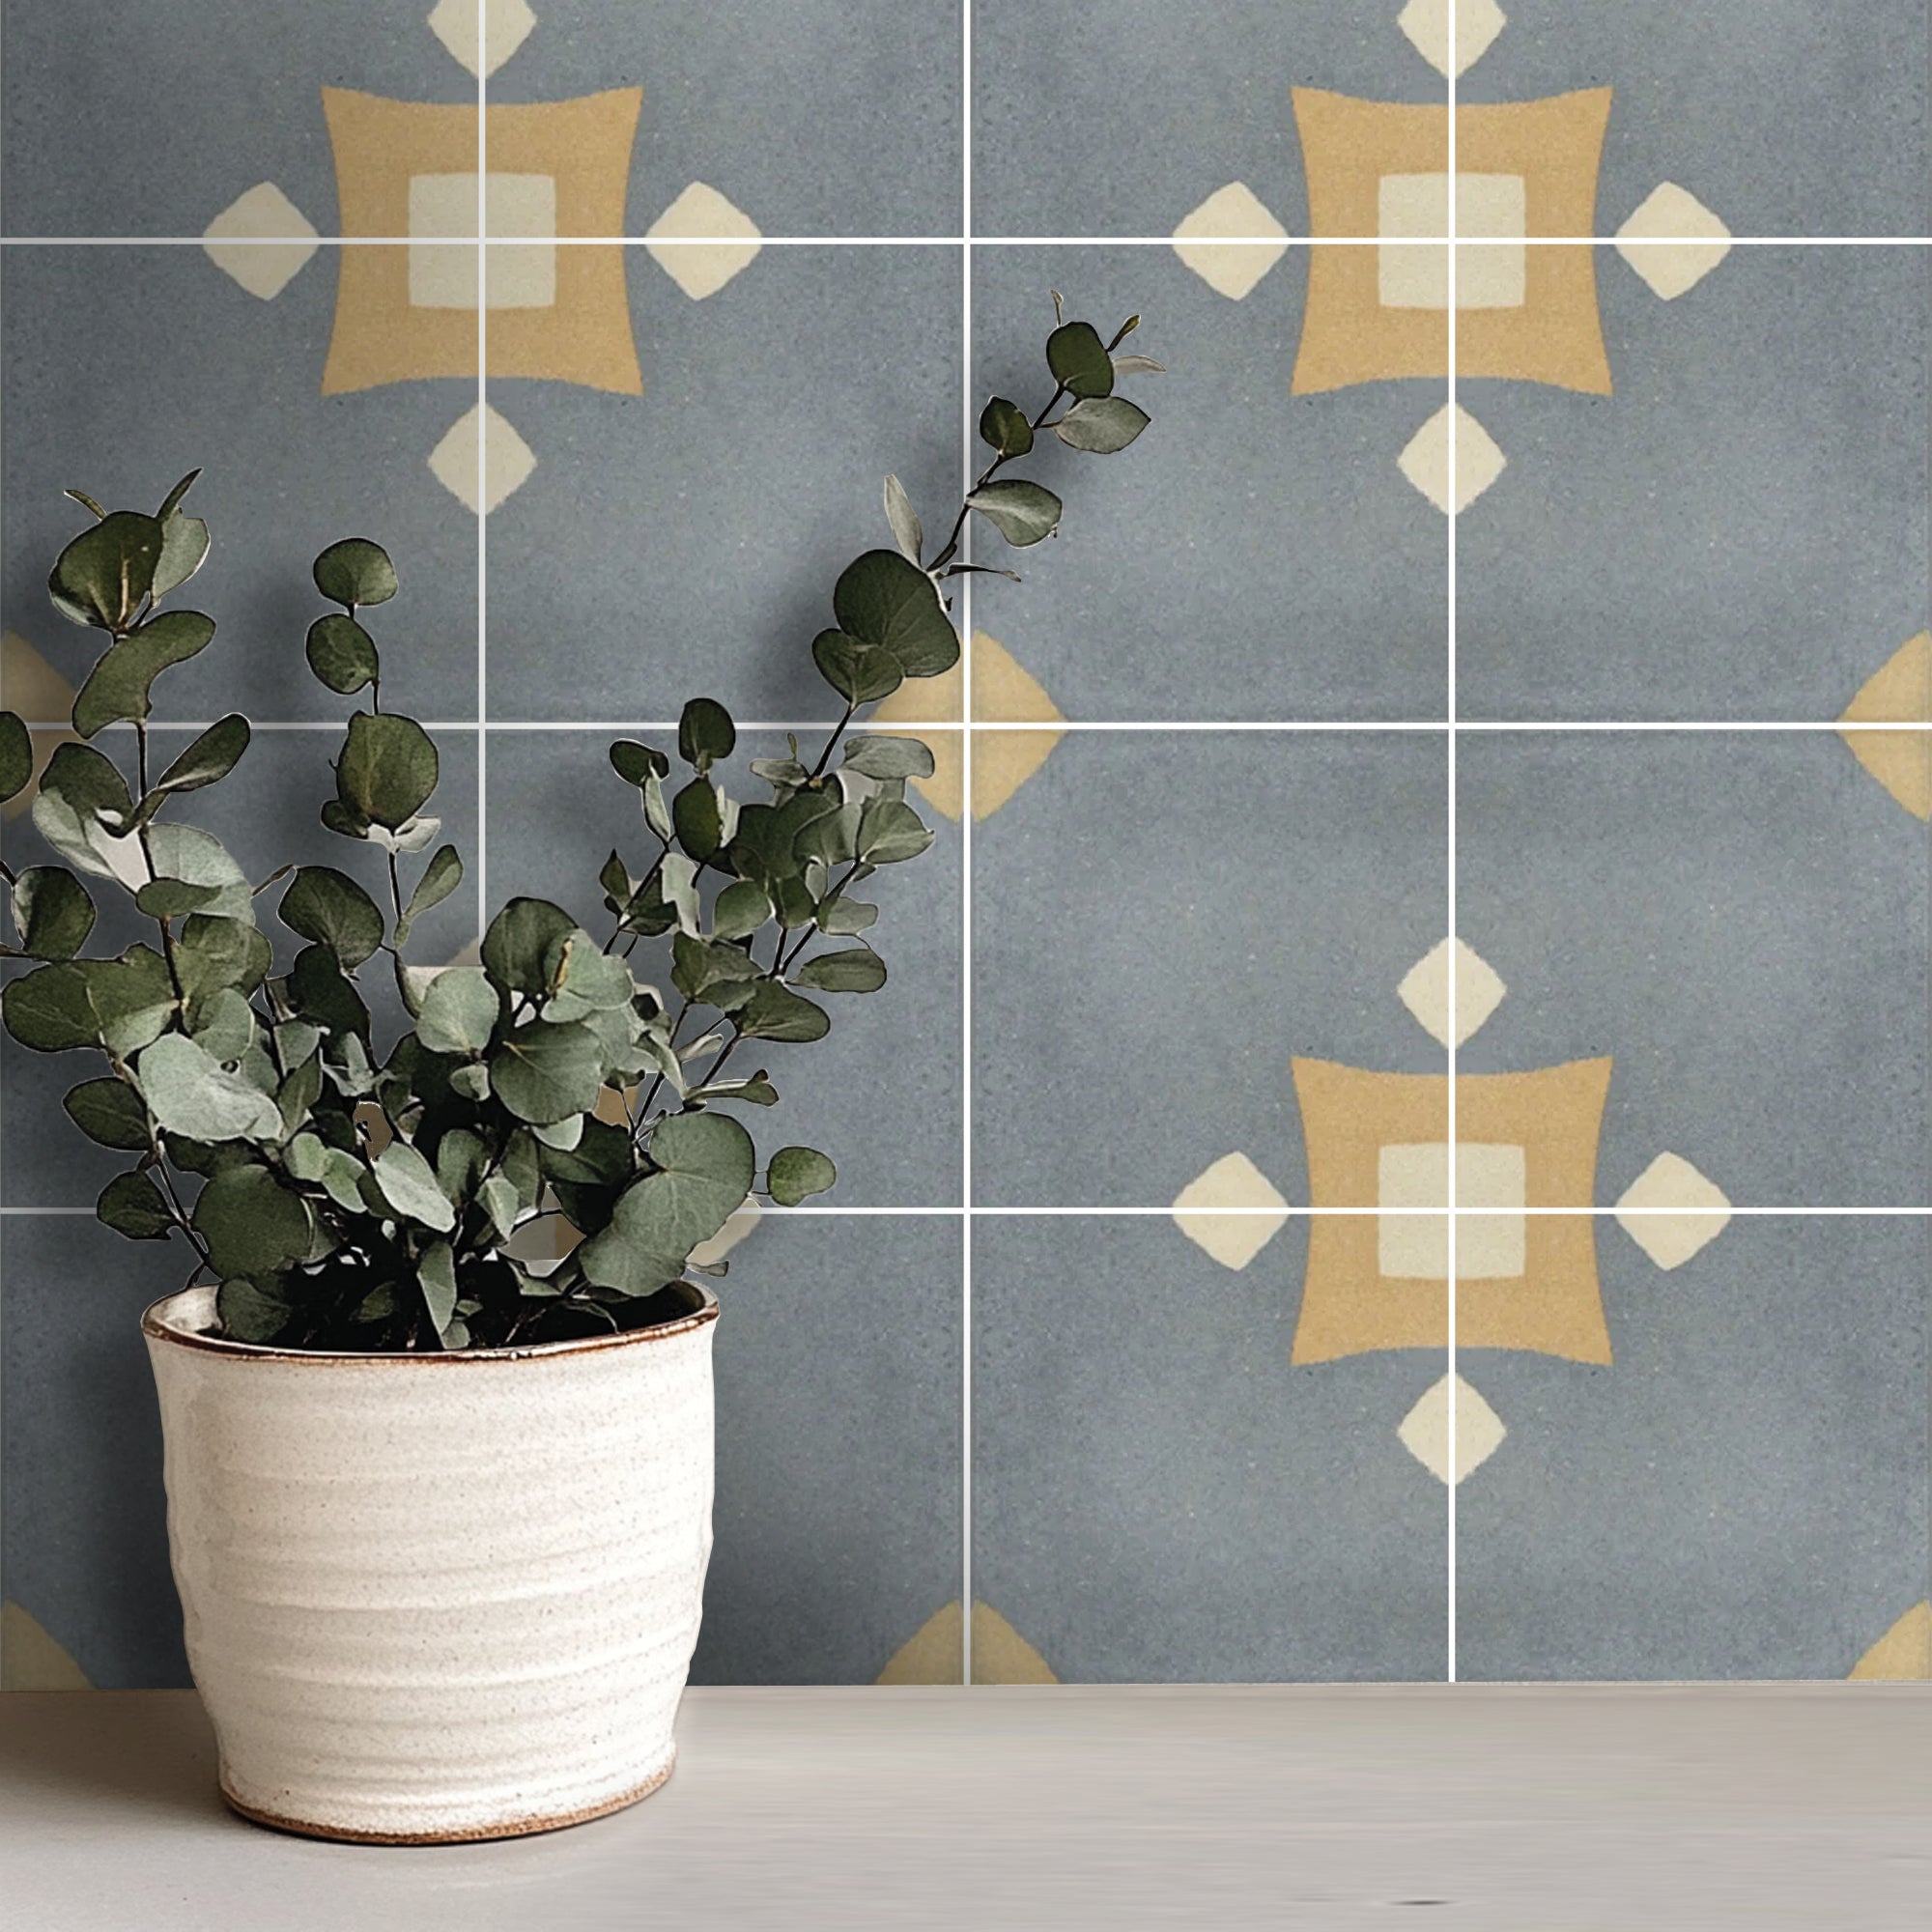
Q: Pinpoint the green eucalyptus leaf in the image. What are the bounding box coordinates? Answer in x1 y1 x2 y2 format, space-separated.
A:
482 896 576 996
419 1240 459 1336
578 1111 753 1293
147 714 250 803
812 630 904 706
190 985 257 1064
541 928 635 1017
173 915 271 1002
13 867 96 959
3 963 97 1052
414 967 499 1057
216 1275 293 1345
279 867 384 970
449 1062 492 1102
672 778 725 860
0 713 34 804
34 740 135 878
979 396 1035 458
610 740 670 785
64 1076 152 1151
305 613 380 695
670 930 761 1006
793 948 887 993
966 479 1062 549
816 894 878 935
491 1019 607 1124
98 1169 175 1241
883 473 923 565
1053 395 1151 453
137 1033 282 1143
832 550 959 678
857 793 934 866
396 844 462 948
195 1164 312 1278
71 611 216 738
144 826 253 921
335 711 438 831
313 538 398 610
659 852 700 937
599 850 631 909
530 1114 584 1152
842 735 934 781
151 508 211 604
711 878 772 942
687 1075 780 1107
76 948 177 1056
1047 319 1114 398
678 697 736 774
479 1173 519 1242
372 1139 457 1232
48 511 164 630
286 943 371 1041
795 800 861 868
641 768 673 840
768 1145 837 1207
1112 353 1166 377
735 980 831 1043
132 880 222 920
275 1050 325 1140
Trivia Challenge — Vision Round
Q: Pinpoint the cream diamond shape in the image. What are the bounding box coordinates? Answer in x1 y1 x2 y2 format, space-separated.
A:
1399 1374 1506 1487
427 0 536 78
1397 0 1507 79
1397 937 1506 1048
1172 184 1290 300
646 185 763 299
1172 1153 1291 1271
202 184 319 300
1616 1152 1732 1269
1399 403 1506 514
1615 185 1733 300
429 403 536 515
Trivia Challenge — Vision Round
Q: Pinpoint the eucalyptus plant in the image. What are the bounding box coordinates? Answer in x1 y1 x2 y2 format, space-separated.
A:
0 299 1157 1350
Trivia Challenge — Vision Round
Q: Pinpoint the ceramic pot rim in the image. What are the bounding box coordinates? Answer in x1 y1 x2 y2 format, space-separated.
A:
141 1281 720 1365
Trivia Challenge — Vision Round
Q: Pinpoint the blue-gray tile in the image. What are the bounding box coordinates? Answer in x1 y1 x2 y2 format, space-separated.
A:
1462 1 1932 239
494 0 963 237
1456 247 1931 722
484 245 962 724
1457 732 1931 1208
0 4 470 238
973 1213 1449 1682
0 1216 188 1688
693 1213 962 1684
1455 1215 1931 1681
971 246 1448 721
484 728 962 1207
2 246 480 725
1 727 481 1208
972 731 1447 1208
971 1 1443 239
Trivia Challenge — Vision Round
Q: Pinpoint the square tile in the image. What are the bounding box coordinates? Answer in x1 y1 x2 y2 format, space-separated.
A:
692 1214 962 1685
491 0 963 237
484 245 962 724
1456 246 1931 720
0 728 481 1208
971 246 1449 721
972 1213 1449 1682
1454 1215 1932 1680
1 245 481 724
0 3 473 238
1460 0 1932 239
972 1 1445 240
1456 733 1931 1208
972 732 1448 1207
484 728 962 1208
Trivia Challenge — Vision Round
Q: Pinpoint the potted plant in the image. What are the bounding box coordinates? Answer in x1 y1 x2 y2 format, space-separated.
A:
0 301 1157 1842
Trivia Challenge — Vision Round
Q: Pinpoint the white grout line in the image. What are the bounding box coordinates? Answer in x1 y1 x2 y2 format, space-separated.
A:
476 8 490 951
1445 25 1460 1691
959 0 976 1693
6 234 1928 248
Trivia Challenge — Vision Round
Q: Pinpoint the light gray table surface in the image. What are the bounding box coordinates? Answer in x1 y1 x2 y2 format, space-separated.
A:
3 1685 1928 1928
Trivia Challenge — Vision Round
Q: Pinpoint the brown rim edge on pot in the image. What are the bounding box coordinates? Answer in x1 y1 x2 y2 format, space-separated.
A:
219 1752 677 1844
142 1283 720 1365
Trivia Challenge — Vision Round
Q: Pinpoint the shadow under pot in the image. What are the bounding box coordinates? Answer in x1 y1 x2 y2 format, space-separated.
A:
141 1282 719 1844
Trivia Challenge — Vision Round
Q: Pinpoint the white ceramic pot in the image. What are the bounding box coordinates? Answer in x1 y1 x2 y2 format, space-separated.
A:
142 1283 718 1843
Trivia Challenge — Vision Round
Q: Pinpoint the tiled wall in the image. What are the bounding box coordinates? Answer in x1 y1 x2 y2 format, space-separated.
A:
2 2 1929 1690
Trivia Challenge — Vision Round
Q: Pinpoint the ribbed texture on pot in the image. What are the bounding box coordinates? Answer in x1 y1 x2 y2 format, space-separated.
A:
144 1287 717 1842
